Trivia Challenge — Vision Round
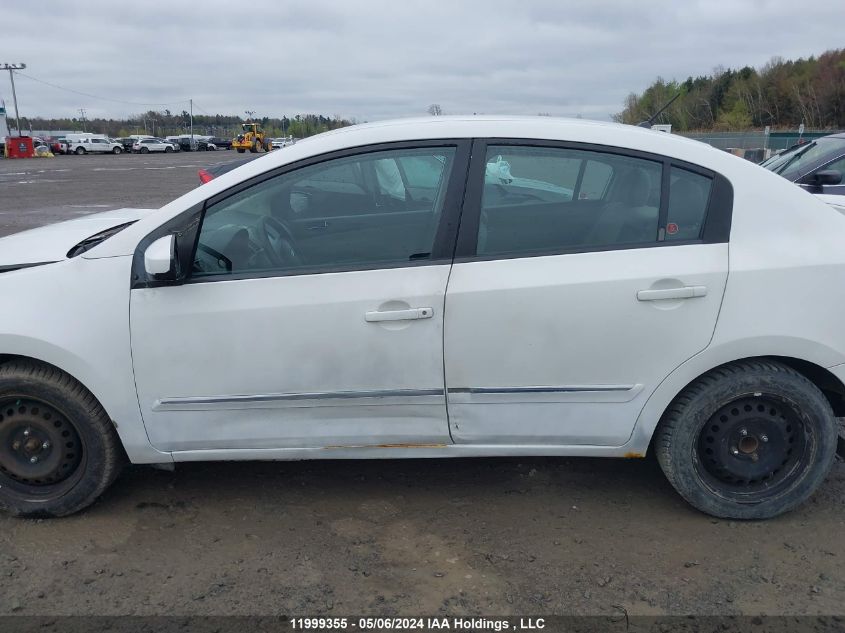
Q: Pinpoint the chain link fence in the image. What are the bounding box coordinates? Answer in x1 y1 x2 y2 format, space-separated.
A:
679 130 838 163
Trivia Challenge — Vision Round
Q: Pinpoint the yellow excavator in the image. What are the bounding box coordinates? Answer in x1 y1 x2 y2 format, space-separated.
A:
232 122 271 153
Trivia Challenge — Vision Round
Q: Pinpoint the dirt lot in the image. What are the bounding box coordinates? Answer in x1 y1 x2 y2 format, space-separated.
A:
1 152 845 618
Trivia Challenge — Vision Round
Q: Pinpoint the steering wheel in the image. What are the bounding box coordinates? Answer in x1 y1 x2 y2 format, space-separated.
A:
259 215 302 267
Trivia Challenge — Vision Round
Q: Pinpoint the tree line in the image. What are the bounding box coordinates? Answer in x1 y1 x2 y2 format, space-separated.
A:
615 48 845 131
25 111 354 139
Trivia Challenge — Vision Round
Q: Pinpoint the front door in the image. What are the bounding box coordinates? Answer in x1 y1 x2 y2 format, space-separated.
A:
444 141 731 446
130 141 468 452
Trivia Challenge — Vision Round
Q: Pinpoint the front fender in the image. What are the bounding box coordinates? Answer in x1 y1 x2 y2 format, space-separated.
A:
0 257 170 463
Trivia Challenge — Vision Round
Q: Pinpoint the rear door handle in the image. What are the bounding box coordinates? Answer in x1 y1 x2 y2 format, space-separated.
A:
365 307 434 322
637 286 708 301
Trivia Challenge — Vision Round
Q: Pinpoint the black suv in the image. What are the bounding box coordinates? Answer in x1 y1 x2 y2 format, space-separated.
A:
207 136 233 150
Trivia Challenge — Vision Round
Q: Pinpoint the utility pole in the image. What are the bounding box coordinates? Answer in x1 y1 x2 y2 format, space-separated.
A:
1 63 26 136
189 98 193 148
78 108 87 131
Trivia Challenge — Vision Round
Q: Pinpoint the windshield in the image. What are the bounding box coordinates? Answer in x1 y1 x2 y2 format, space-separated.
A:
762 138 845 181
761 142 815 174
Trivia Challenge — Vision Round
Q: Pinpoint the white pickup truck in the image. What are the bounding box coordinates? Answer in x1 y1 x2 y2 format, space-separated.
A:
65 134 123 155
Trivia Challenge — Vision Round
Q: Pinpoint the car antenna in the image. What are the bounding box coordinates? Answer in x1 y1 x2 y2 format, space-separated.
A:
638 92 681 128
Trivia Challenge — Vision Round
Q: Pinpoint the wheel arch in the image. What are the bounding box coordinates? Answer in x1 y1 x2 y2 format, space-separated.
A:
630 347 845 455
0 352 169 464
0 352 116 418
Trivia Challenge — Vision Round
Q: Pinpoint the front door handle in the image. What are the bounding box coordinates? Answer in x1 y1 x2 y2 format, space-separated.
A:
365 307 434 322
637 286 708 301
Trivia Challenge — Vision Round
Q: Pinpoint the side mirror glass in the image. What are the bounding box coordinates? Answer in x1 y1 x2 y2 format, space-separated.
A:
144 234 176 278
813 169 843 186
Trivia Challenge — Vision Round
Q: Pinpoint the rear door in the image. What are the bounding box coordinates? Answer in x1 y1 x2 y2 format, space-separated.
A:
443 140 732 446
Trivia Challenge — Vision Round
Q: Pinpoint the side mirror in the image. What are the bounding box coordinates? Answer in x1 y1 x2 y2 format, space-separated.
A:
814 169 843 186
144 234 176 279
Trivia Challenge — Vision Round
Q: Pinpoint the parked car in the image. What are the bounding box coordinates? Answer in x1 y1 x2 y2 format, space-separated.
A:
208 136 233 150
271 136 296 150
132 138 177 154
114 137 135 153
1 117 845 519
65 135 123 155
45 138 65 155
760 132 845 196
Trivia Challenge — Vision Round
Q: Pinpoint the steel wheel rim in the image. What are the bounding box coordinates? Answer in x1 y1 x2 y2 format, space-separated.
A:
0 397 85 497
694 393 812 502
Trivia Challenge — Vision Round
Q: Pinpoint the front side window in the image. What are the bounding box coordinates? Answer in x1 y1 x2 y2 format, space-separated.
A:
476 145 662 257
193 146 456 277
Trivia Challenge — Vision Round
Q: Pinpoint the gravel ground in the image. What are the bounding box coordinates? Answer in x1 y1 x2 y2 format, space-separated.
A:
0 152 844 618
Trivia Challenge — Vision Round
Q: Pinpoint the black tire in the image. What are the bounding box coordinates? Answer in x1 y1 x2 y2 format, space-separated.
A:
112 146 122 154
656 359 837 519
0 360 124 517
74 146 85 155
237 148 245 154
141 147 149 154
165 146 173 153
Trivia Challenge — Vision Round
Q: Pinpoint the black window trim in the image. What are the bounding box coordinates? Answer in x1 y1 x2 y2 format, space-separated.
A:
453 138 733 262
131 139 472 289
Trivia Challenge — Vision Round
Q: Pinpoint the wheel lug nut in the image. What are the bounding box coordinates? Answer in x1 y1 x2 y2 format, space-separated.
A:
760 434 768 443
23 428 31 437
30 456 38 464
41 441 50 450
751 453 759 462
12 441 21 451
731 447 739 455
739 428 748 437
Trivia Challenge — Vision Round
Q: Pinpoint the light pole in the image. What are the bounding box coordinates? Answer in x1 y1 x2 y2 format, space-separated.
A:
1 63 26 136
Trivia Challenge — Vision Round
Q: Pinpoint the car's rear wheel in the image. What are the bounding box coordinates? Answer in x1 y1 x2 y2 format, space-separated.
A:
0 360 124 517
75 147 85 155
112 146 122 154
165 146 173 153
656 359 837 519
140 147 149 154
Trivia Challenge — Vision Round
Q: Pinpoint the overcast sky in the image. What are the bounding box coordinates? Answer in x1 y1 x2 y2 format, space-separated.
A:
3 0 844 124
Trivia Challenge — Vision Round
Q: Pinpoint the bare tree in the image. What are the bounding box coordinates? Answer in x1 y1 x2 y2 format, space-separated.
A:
427 104 443 116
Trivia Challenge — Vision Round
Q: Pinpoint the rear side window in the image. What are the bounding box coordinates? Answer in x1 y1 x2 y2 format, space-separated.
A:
665 167 712 241
477 145 662 257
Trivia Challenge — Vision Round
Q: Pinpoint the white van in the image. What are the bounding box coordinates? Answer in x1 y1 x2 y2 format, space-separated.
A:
65 134 123 155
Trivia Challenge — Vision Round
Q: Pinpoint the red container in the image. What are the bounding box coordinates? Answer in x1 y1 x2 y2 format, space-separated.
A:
5 136 35 159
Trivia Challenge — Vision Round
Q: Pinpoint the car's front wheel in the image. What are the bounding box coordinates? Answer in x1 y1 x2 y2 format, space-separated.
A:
656 359 837 519
0 360 124 517
164 146 173 153
112 146 122 154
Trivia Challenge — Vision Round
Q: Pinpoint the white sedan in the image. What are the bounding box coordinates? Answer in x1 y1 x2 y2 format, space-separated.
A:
1 116 844 519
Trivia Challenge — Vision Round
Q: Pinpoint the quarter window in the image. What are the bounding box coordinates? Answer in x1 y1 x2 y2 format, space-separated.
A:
476 145 662 257
665 167 712 241
192 147 456 277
